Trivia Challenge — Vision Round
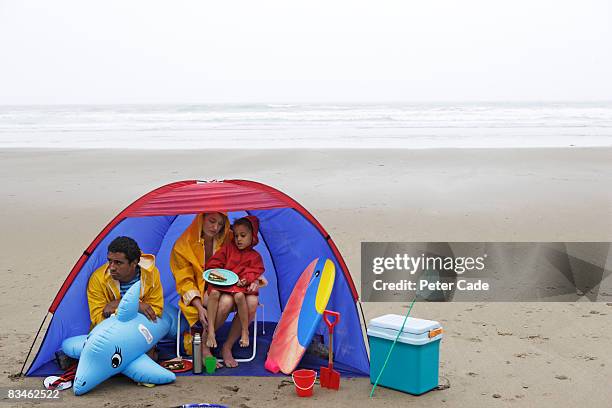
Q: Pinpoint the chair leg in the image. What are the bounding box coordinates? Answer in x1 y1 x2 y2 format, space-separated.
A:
176 308 181 358
261 303 265 335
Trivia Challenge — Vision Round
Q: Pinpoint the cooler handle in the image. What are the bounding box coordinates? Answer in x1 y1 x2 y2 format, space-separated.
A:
428 327 443 338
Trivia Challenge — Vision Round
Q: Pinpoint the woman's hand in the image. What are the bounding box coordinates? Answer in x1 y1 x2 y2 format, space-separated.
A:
197 307 208 329
191 297 208 328
257 276 268 288
237 278 248 288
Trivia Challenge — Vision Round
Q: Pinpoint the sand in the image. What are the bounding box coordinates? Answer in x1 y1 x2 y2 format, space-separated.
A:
1 147 611 407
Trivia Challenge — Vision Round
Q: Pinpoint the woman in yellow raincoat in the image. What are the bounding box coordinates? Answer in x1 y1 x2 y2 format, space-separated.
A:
170 212 265 367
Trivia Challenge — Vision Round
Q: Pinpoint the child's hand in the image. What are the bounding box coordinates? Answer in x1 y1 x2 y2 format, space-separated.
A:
247 280 260 293
237 278 248 287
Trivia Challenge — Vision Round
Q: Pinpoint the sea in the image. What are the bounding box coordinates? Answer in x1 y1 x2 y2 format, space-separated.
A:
1 102 611 149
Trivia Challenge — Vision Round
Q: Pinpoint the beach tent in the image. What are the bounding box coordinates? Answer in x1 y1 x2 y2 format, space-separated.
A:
25 180 370 377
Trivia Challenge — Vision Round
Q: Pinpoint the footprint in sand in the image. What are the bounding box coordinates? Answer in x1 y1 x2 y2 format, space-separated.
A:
575 354 597 361
521 334 549 341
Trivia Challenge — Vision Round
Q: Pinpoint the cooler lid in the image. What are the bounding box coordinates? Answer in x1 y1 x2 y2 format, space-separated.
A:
368 314 441 335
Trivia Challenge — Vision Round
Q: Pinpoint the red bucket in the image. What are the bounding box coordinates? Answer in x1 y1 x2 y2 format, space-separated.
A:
291 369 317 397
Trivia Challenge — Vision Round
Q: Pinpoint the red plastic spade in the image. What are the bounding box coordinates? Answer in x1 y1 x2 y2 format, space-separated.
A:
320 310 341 390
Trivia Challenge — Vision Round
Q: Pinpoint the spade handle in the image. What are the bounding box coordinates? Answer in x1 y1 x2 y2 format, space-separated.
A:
323 310 340 366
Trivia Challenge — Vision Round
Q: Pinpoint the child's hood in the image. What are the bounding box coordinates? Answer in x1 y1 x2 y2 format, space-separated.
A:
244 215 259 248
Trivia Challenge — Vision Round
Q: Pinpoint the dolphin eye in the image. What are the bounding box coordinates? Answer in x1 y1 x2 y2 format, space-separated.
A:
111 347 122 368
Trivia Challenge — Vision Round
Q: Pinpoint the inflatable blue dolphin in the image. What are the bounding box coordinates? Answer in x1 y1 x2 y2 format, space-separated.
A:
61 281 178 395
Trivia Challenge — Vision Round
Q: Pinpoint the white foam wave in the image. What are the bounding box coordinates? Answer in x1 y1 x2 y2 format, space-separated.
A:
1 103 611 148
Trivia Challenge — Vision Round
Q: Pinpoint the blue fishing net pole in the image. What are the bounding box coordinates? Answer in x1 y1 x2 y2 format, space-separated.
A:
369 294 418 398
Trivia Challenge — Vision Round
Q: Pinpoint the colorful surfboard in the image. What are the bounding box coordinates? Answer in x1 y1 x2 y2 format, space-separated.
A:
265 258 336 374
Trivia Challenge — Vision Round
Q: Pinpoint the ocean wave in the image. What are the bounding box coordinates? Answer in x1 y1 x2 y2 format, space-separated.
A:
1 103 612 148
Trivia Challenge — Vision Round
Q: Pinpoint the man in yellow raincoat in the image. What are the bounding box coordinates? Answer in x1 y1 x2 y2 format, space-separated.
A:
87 236 164 328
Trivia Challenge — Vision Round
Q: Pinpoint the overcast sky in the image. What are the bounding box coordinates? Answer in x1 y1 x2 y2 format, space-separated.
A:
1 0 611 104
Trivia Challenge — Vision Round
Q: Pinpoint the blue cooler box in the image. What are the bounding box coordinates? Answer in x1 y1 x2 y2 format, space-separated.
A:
367 314 443 395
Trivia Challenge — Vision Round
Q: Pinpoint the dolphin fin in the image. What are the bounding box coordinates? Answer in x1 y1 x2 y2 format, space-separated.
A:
122 354 176 385
116 281 141 322
61 335 88 359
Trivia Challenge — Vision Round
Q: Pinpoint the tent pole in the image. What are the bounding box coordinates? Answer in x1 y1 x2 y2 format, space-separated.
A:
19 312 49 377
357 301 371 354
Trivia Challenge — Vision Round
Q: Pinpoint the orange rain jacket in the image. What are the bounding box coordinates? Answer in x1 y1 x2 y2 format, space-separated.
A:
169 213 232 327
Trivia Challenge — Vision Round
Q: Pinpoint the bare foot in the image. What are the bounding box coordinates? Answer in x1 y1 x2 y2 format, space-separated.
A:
239 330 250 348
221 346 238 368
206 331 217 348
202 349 223 369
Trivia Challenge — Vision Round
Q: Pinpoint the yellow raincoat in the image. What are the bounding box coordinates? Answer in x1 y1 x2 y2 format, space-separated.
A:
169 213 231 328
86 254 164 328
